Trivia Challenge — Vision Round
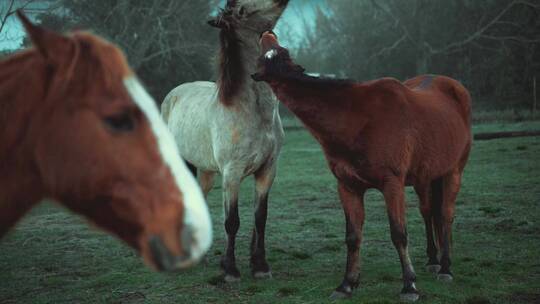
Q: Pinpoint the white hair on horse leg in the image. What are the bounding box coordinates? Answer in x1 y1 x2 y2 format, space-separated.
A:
123 77 212 263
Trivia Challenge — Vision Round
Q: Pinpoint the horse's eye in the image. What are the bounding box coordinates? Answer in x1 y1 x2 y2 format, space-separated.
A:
103 112 135 133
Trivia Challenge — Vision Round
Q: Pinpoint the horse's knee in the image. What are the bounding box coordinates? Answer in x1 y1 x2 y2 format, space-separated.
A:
389 218 408 247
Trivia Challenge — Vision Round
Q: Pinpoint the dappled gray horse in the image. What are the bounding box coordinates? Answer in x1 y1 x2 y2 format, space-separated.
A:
161 0 289 281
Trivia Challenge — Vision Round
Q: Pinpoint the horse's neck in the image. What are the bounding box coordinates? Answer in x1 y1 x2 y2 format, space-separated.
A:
270 80 364 141
234 37 279 123
0 172 42 238
0 53 46 236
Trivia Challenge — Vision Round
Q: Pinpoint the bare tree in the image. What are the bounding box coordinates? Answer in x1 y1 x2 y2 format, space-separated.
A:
295 0 540 109
1 0 55 49
0 0 16 36
369 0 540 74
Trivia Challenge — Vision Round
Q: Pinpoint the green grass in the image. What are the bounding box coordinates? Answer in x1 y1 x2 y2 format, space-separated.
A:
1 122 540 303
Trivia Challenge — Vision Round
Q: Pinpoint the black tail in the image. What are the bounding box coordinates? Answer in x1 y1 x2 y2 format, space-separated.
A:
185 160 197 177
431 177 444 250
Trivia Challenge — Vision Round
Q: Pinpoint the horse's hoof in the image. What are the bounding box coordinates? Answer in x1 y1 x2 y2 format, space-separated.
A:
224 274 241 283
426 264 441 274
253 271 272 279
400 292 420 302
329 290 351 300
437 273 453 282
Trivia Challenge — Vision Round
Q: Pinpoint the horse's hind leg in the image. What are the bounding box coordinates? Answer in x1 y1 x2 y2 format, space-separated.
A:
250 163 276 279
414 184 440 273
382 177 419 302
220 167 242 282
330 182 366 300
433 170 462 282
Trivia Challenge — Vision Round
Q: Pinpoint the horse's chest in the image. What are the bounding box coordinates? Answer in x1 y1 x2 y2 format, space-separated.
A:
214 122 281 174
248 127 281 160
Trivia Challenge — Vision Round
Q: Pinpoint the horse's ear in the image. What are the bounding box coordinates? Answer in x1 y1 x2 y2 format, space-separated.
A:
17 10 72 62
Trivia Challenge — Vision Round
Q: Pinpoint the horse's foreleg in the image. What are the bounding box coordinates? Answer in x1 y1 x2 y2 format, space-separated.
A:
221 169 241 282
199 170 216 199
414 184 440 273
436 170 461 282
250 163 276 279
330 183 366 300
383 178 419 302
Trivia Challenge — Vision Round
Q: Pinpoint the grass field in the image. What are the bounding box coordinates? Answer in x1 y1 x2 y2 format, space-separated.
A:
1 122 539 304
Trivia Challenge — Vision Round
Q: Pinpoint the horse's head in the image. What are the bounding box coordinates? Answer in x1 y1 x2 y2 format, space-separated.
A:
17 12 212 271
251 31 305 83
208 0 289 35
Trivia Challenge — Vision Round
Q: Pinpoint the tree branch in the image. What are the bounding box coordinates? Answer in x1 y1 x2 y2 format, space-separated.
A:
0 0 16 35
428 0 540 54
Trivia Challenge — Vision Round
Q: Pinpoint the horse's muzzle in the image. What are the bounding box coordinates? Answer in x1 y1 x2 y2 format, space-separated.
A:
148 231 199 271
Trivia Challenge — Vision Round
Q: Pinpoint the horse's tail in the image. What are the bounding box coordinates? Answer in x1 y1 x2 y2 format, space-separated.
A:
448 79 472 127
431 177 445 250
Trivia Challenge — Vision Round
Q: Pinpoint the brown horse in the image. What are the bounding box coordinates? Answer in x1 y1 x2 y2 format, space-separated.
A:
0 12 212 271
252 32 472 301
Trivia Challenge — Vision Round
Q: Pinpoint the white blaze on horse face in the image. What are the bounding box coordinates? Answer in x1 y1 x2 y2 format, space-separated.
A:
265 49 277 60
123 77 212 265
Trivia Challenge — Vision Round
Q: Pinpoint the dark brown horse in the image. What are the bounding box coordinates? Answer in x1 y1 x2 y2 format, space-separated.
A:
252 32 472 301
0 12 212 271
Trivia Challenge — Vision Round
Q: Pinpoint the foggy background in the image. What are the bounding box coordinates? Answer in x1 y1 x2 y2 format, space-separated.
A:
1 0 539 116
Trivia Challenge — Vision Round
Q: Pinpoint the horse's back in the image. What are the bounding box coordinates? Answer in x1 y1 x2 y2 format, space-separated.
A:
405 75 471 126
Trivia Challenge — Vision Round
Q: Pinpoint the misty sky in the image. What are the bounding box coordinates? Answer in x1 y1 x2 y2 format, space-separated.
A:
0 0 324 51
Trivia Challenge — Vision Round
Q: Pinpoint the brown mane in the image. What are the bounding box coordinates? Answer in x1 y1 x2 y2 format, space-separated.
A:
217 27 244 106
0 32 131 99
253 46 355 91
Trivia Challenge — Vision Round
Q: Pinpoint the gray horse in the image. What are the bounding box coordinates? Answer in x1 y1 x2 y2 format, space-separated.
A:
161 0 289 281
